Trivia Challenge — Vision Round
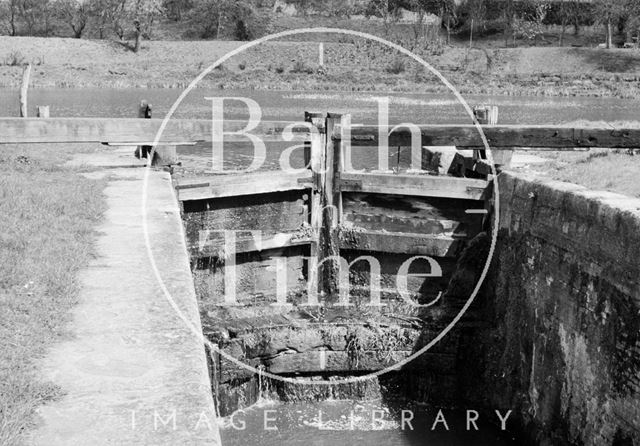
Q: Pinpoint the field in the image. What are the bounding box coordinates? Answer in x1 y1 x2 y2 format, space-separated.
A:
1 36 640 97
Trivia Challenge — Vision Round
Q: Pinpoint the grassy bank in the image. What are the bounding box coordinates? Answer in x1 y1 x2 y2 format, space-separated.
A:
2 37 640 98
514 149 640 198
0 145 105 445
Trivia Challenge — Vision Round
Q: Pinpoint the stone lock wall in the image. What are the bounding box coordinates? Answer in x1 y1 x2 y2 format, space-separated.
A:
470 172 640 446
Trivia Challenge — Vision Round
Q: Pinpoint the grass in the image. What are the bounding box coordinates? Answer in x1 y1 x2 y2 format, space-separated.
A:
0 144 105 445
524 149 640 198
2 37 640 97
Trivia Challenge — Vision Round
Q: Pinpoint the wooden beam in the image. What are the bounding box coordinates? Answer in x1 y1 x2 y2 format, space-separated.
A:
175 170 312 201
341 172 489 200
317 113 344 300
341 124 640 149
0 118 311 144
190 231 312 257
338 230 464 257
4 118 640 149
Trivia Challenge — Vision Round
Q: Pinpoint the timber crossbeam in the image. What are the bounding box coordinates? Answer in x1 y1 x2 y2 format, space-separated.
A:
2 118 640 149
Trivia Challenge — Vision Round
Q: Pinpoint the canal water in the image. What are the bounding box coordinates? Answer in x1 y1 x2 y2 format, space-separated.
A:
219 399 519 446
1 88 640 124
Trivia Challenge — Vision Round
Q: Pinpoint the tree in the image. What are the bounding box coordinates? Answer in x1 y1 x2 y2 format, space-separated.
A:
420 0 458 44
18 0 53 35
556 0 581 45
464 0 487 38
86 0 117 38
0 0 20 35
365 0 401 37
163 0 190 21
54 0 89 38
594 0 626 48
502 0 516 47
187 0 266 40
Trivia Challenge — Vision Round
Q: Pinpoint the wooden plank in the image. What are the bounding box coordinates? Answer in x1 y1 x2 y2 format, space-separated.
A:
341 124 640 149
341 172 489 200
342 193 483 237
339 230 464 257
0 118 311 144
193 249 307 307
182 191 309 253
189 231 311 257
176 170 312 201
105 141 196 146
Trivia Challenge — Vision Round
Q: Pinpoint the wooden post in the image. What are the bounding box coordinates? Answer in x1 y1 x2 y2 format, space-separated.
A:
319 42 324 67
305 111 326 304
19 64 31 118
318 113 344 303
473 105 511 168
37 106 50 118
472 105 497 160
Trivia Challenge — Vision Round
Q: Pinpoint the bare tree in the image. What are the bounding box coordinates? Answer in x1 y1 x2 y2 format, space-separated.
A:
365 0 401 37
419 0 457 45
557 0 581 46
187 0 264 40
87 0 114 38
128 0 164 52
0 0 20 35
54 0 89 38
594 0 626 48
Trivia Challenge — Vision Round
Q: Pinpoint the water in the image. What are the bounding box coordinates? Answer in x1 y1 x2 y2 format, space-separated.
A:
219 399 518 446
1 87 640 124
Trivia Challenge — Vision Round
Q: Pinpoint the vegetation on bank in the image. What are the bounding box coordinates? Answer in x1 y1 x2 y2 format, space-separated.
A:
523 149 640 198
2 37 640 98
0 145 105 445
1 0 639 51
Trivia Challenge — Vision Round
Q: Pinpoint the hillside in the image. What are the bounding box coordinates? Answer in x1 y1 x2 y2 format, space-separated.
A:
1 36 640 97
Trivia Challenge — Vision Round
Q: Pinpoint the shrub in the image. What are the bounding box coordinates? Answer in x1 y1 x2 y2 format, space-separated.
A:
4 50 26 66
291 60 314 74
386 58 406 74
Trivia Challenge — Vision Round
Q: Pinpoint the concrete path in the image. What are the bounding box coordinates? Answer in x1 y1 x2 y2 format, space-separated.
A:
29 150 220 445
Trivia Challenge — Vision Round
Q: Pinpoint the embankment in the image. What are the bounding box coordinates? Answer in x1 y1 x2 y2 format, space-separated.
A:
462 172 640 445
1 37 640 97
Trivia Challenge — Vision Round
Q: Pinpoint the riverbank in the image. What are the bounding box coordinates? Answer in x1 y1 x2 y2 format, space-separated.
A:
0 144 105 445
2 37 640 98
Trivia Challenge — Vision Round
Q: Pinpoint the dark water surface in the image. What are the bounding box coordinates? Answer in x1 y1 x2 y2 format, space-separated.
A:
219 399 518 446
1 87 640 124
